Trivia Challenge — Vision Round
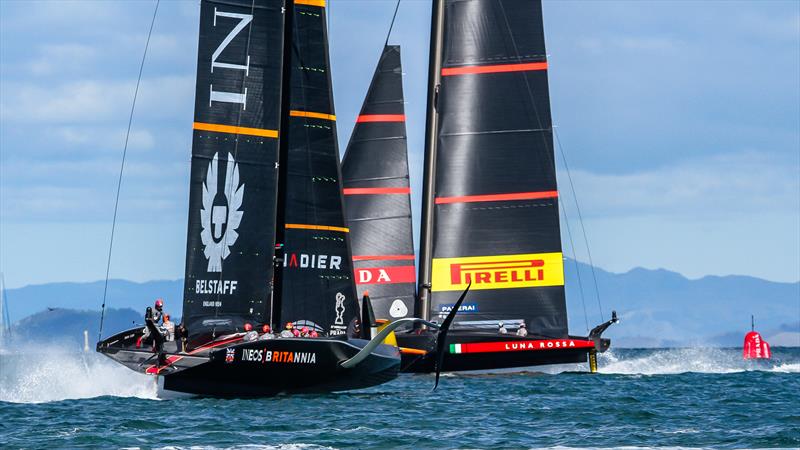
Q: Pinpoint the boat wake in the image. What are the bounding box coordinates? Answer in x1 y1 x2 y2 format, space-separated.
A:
596 347 800 375
0 346 157 403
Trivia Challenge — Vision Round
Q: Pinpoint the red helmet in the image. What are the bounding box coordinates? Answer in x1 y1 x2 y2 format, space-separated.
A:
262 324 271 333
301 326 309 334
285 322 293 330
244 323 253 332
155 298 164 309
310 330 319 338
292 329 300 337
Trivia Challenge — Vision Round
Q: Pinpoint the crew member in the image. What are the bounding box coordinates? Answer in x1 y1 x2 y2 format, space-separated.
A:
280 322 294 338
243 323 258 342
258 324 275 340
162 314 175 341
152 298 164 324
309 330 319 338
498 322 507 334
516 322 528 337
139 299 166 346
300 326 310 337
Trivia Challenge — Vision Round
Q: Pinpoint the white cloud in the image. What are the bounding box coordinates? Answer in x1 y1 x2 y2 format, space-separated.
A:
28 43 97 76
48 127 155 151
0 76 194 123
2 158 184 181
563 151 800 219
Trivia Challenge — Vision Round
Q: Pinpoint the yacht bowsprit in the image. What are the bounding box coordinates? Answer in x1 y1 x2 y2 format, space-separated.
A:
97 0 446 397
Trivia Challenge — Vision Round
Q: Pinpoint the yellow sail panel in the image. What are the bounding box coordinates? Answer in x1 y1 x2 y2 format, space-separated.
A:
431 253 564 292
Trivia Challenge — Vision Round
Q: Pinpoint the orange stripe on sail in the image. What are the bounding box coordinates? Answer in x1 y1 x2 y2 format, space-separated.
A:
435 190 558 204
285 223 349 233
296 0 326 6
441 61 548 76
193 122 278 138
290 110 336 121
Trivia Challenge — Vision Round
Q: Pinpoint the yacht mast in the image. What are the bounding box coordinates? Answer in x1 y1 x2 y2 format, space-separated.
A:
416 0 444 322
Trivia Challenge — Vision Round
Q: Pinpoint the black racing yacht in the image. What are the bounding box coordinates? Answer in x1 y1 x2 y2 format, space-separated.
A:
97 0 447 397
341 0 617 374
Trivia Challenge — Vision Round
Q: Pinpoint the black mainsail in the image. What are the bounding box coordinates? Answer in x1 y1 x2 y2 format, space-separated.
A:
424 0 567 337
342 45 416 323
275 0 359 337
397 0 615 373
183 0 285 346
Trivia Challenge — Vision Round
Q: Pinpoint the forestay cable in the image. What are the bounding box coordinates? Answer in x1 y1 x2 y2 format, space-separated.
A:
98 0 160 342
554 127 604 322
384 0 401 47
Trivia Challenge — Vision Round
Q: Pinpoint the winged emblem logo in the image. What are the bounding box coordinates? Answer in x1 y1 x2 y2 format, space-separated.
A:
200 152 244 272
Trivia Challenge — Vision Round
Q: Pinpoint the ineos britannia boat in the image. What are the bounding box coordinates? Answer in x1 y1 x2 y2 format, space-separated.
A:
97 0 453 397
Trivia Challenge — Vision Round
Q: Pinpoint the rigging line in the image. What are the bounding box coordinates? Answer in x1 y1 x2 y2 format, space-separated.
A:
383 0 401 48
559 194 589 332
340 0 401 163
554 127 604 322
98 0 160 343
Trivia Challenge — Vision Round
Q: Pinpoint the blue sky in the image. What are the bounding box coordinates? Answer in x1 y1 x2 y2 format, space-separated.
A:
1 0 798 289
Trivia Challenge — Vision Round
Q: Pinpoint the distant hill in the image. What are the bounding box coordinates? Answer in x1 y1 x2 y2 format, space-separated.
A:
9 308 141 350
4 262 799 347
5 279 183 324
562 262 799 347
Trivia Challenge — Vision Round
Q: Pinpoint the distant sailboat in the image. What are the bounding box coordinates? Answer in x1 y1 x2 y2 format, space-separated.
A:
743 315 771 360
96 0 457 397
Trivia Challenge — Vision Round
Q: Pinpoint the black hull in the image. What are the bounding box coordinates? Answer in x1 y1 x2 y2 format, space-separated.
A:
397 331 609 373
98 328 399 397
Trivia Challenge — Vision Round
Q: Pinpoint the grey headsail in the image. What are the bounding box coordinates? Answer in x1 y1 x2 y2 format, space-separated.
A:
274 1 359 337
421 0 569 338
182 0 285 347
342 45 416 323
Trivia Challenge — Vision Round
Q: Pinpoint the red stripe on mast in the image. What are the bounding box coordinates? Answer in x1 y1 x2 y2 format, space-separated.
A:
435 190 558 204
441 61 548 76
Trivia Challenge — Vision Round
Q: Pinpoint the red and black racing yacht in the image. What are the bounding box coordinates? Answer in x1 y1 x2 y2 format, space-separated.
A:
341 0 617 374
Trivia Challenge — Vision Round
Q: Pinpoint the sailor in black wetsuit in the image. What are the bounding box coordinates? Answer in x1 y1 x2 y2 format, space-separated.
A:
142 298 167 364
152 298 164 324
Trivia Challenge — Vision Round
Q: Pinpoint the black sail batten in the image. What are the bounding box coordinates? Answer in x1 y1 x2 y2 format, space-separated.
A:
182 0 285 347
342 45 416 323
278 1 359 337
428 0 568 338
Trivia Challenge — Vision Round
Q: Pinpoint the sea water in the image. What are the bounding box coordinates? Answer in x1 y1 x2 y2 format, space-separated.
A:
0 347 798 449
